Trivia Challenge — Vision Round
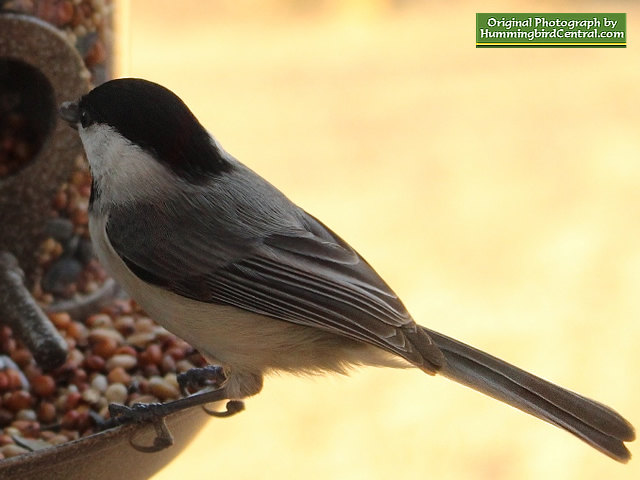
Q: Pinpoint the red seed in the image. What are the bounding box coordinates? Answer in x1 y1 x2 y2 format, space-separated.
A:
57 0 75 27
54 359 78 380
114 345 136 357
139 344 162 366
67 321 88 342
11 348 33 367
92 338 118 359
101 299 133 317
52 190 68 210
37 402 57 424
11 420 40 437
4 391 33 412
49 312 72 329
166 346 187 361
71 208 88 227
31 375 56 397
76 410 91 431
71 369 88 389
6 370 23 390
23 363 43 381
142 364 160 377
84 355 105 371
63 391 81 411
61 410 80 430
85 40 106 68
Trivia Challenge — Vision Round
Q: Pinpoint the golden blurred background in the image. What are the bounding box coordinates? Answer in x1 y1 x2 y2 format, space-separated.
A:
117 1 640 478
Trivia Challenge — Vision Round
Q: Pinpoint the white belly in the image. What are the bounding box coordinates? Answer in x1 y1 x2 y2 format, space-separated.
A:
88 214 403 379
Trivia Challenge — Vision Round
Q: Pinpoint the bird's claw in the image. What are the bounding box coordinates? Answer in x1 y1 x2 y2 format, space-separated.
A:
106 403 175 452
203 399 245 417
177 367 245 417
102 366 242 452
131 417 174 453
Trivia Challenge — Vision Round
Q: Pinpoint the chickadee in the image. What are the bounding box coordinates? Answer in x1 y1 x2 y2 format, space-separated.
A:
59 78 634 461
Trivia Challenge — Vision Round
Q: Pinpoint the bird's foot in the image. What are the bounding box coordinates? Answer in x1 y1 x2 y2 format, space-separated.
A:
178 365 227 395
177 365 245 417
104 384 243 452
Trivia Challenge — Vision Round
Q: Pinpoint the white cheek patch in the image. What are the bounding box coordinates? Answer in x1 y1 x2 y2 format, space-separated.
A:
79 124 180 206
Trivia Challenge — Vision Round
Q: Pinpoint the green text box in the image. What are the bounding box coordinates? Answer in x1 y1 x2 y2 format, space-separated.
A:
476 13 626 47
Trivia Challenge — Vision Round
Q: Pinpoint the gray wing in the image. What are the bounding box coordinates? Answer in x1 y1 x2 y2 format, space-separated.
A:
105 167 443 370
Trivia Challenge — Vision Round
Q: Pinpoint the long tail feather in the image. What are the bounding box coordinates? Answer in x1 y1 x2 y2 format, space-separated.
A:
421 327 635 462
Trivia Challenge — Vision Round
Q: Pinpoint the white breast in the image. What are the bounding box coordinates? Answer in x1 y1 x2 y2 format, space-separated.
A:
89 212 276 370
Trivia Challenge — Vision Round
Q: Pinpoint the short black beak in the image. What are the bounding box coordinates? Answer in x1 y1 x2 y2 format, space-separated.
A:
59 101 79 130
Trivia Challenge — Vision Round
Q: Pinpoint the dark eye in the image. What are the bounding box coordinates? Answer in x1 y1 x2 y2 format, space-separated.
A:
80 110 92 128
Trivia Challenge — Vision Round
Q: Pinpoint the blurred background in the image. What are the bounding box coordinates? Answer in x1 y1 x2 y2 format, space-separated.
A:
117 1 640 479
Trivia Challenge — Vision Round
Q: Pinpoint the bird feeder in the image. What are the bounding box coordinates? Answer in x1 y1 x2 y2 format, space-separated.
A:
0 3 209 478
